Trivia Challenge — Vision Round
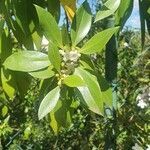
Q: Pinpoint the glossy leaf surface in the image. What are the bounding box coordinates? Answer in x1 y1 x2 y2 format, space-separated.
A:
29 66 54 79
80 27 118 54
75 68 104 115
38 86 60 120
35 5 62 47
4 51 50 72
63 75 85 87
95 0 121 22
71 1 92 46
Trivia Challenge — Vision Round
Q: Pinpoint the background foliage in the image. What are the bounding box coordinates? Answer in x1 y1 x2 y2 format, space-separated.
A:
0 0 150 149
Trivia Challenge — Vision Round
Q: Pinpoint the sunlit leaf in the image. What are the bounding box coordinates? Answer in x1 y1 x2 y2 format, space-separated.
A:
115 0 134 30
148 8 150 14
63 75 85 87
1 68 16 99
80 27 118 54
4 51 50 72
35 5 63 48
71 1 92 46
75 67 104 115
38 86 60 120
29 66 54 79
95 0 121 22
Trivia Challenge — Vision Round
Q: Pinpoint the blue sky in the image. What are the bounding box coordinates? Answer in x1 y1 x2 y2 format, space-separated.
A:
60 0 140 28
125 0 140 28
78 0 140 28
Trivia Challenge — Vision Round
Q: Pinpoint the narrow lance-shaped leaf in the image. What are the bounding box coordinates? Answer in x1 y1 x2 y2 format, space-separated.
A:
35 5 63 48
75 67 104 115
38 86 60 120
71 1 92 46
0 19 5 36
4 51 50 72
0 29 12 63
115 0 134 30
47 0 60 22
61 24 71 46
76 86 102 115
148 8 150 14
139 0 145 49
95 0 121 22
80 27 119 54
143 1 150 37
48 43 61 72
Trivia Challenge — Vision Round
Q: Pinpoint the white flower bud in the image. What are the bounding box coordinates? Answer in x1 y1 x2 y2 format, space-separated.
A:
123 42 129 48
69 50 81 62
59 50 65 56
132 143 143 150
137 99 147 109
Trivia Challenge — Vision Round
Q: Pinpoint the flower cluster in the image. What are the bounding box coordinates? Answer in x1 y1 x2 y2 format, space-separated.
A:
132 143 150 150
59 49 81 75
132 143 143 150
136 86 150 109
56 49 81 86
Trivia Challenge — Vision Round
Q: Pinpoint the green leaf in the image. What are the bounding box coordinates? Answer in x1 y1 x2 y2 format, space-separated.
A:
10 0 37 49
35 5 63 48
71 1 92 46
29 66 54 79
0 29 12 63
1 68 17 99
47 0 60 22
32 31 42 50
61 24 70 46
38 86 60 120
75 67 104 115
97 75 113 108
76 87 102 115
2 106 8 117
63 75 85 87
4 51 50 72
14 72 31 98
115 0 134 30
148 8 150 14
139 0 145 49
49 99 73 134
0 19 4 36
80 54 95 70
48 43 61 72
80 27 118 54
95 0 121 22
